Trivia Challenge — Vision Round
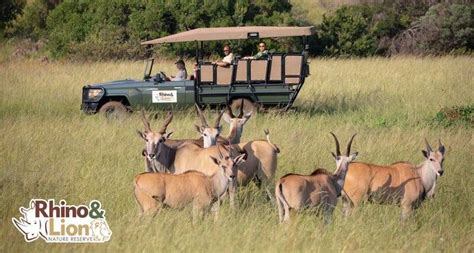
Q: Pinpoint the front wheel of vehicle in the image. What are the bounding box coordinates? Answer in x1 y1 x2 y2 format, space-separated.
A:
99 101 129 120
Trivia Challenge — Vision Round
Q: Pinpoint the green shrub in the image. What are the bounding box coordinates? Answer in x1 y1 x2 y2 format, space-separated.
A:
0 0 25 37
44 0 300 60
389 4 473 55
317 5 408 57
5 0 60 40
432 105 474 127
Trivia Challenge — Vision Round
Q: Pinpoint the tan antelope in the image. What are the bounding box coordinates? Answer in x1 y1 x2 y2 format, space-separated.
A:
134 144 246 221
275 133 357 223
137 106 224 172
342 139 446 220
223 99 252 144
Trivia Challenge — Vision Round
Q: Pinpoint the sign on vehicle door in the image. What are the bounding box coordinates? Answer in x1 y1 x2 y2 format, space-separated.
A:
152 90 177 103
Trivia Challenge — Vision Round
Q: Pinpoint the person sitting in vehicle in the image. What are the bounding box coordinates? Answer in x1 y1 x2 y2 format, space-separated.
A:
163 59 187 81
243 42 269 60
212 44 234 67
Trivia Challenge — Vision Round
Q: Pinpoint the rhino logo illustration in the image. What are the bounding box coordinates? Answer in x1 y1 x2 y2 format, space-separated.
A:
12 200 48 242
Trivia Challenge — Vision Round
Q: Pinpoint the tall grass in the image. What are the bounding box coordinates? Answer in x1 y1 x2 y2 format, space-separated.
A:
1 57 473 252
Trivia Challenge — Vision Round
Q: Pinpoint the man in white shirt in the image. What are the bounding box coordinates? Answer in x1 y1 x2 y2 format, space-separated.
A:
213 45 234 67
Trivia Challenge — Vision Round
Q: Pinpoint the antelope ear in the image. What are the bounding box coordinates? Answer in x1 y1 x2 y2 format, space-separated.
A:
164 132 173 139
439 145 445 156
243 112 252 121
136 130 147 140
422 150 429 159
331 152 337 159
209 156 220 165
233 153 247 165
194 124 202 133
141 149 147 157
222 113 232 124
350 152 358 161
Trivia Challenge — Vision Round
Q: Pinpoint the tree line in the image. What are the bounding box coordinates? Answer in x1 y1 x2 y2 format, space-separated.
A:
1 0 472 60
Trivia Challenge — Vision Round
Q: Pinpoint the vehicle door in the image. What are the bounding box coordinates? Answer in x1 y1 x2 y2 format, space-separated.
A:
140 79 188 110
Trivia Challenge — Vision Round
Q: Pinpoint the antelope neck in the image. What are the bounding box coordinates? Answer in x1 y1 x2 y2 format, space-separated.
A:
417 161 437 195
210 170 230 198
227 125 242 144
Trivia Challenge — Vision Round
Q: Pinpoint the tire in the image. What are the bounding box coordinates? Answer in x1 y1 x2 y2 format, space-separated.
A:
230 98 258 115
98 101 129 120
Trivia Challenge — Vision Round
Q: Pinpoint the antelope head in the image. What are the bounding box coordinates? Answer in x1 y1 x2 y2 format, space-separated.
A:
210 143 247 182
422 139 446 177
223 99 252 143
194 104 224 148
137 111 173 161
330 132 358 193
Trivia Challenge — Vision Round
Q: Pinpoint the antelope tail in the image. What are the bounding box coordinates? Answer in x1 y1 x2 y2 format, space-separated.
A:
264 129 280 153
275 182 290 223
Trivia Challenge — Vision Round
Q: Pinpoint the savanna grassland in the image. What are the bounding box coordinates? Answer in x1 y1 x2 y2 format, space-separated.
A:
1 56 473 252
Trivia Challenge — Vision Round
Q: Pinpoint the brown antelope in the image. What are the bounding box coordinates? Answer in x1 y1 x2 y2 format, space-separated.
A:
136 111 174 173
139 128 277 207
134 144 246 221
137 106 224 172
275 133 358 223
342 139 446 220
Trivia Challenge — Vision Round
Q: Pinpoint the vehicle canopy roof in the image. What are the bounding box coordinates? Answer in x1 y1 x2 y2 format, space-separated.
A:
141 26 315 45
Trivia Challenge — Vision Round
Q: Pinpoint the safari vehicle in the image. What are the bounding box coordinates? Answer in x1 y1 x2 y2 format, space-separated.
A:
81 26 314 116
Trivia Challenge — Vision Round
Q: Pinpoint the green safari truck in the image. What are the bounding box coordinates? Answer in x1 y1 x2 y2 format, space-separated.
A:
81 26 315 117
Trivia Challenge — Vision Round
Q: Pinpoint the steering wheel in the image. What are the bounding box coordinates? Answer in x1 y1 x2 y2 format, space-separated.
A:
153 71 166 81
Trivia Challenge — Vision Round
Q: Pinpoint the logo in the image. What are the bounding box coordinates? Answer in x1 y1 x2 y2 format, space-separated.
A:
12 199 112 243
152 90 177 103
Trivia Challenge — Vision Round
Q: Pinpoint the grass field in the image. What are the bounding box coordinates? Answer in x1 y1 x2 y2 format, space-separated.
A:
1 56 473 252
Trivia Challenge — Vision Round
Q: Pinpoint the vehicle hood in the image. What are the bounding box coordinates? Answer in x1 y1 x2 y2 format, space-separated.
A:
85 79 146 89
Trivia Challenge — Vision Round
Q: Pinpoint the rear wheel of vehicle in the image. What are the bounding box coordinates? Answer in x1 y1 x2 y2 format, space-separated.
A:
99 101 129 120
230 98 257 115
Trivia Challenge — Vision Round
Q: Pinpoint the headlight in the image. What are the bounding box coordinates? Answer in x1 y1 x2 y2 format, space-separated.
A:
86 88 104 102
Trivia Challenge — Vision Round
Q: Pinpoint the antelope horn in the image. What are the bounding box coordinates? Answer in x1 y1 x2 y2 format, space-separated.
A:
214 109 225 128
158 112 173 134
217 144 224 159
330 132 341 157
346 133 357 156
226 103 235 118
238 99 244 118
425 138 433 152
140 110 152 133
195 104 209 127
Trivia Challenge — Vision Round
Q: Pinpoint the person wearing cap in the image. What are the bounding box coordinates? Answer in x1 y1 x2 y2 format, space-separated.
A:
212 44 234 67
243 42 269 60
164 59 187 81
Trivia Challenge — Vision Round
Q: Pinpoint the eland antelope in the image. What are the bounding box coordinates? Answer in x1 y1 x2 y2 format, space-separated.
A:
275 133 357 223
137 107 224 172
342 139 446 220
134 144 246 221
223 99 252 144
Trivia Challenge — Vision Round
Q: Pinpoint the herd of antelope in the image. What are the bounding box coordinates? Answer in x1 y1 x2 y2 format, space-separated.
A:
133 101 446 223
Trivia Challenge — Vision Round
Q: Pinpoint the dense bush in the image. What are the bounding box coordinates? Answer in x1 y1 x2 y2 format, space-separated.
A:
389 4 473 55
316 4 412 57
43 0 300 60
0 0 25 37
5 0 60 40
5 0 472 59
